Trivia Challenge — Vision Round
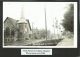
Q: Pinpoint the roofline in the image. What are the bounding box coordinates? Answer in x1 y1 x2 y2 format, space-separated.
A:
4 17 31 30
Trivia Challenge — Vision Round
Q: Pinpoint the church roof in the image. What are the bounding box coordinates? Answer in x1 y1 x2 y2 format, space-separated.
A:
4 17 31 30
26 19 31 30
4 17 17 28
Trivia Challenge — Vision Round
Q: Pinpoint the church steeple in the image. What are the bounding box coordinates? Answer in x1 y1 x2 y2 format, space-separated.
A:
20 6 25 20
18 6 27 23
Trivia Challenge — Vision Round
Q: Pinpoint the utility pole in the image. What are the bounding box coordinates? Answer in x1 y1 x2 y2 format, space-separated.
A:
55 18 58 39
44 4 47 40
53 17 55 39
55 17 59 39
31 22 33 39
32 22 33 34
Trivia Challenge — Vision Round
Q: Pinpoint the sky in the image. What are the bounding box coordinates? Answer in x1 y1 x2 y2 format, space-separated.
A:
3 2 76 34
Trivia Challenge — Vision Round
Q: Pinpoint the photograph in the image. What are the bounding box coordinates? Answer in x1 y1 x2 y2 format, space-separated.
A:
3 2 77 48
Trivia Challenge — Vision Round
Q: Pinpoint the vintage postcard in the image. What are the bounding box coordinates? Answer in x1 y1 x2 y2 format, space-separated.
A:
3 2 77 48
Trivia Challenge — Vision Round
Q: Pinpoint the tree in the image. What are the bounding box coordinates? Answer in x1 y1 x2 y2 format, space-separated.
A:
11 30 15 37
32 29 51 39
62 4 74 33
5 27 10 37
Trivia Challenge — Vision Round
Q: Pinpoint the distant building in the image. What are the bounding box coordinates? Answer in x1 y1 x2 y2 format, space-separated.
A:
4 17 32 43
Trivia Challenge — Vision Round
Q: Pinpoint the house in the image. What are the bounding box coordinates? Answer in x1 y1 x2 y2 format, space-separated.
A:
4 17 32 43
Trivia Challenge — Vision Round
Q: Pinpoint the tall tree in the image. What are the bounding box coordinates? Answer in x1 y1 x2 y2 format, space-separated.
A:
62 4 74 33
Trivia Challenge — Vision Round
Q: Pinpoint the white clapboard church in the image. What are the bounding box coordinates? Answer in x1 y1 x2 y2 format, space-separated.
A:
4 8 32 43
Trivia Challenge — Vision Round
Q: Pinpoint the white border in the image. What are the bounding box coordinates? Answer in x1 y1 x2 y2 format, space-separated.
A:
3 2 77 48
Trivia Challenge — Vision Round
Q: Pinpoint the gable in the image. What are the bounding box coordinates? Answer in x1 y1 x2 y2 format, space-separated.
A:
4 17 17 30
4 17 32 32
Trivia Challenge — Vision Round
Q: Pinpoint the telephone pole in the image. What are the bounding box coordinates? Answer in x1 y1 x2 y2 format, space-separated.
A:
44 4 47 40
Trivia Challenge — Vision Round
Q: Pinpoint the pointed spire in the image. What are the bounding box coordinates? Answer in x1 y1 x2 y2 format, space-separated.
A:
20 6 25 20
18 6 27 23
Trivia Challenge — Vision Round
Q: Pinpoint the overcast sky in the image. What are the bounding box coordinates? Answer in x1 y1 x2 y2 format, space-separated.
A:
3 2 76 34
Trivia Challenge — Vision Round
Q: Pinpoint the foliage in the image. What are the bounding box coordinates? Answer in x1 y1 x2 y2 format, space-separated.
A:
11 30 15 37
62 4 74 33
4 27 10 37
32 29 50 39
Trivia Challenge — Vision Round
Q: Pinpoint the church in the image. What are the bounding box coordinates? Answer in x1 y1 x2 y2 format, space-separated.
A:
4 9 32 43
